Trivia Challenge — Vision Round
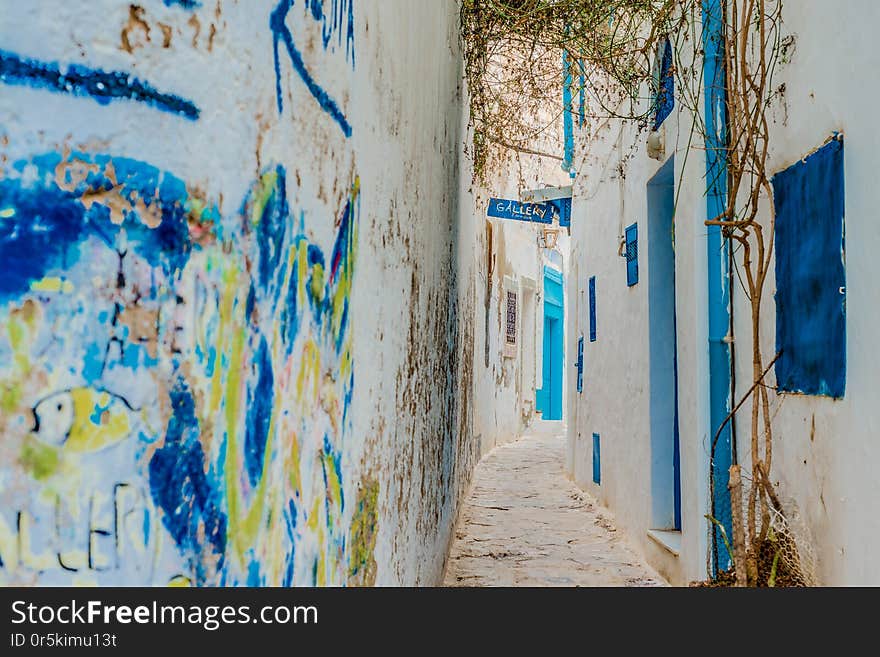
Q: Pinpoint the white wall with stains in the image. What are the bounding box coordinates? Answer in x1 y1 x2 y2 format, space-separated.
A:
567 2 880 585
0 0 476 586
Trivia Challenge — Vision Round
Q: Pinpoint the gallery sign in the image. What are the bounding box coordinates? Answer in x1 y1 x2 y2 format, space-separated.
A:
487 198 554 224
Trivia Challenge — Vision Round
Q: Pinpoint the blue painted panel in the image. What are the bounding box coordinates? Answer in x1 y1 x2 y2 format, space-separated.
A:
487 198 553 224
592 433 601 485
589 276 597 342
654 38 675 130
576 336 584 393
625 223 638 286
773 137 846 398
548 197 572 228
544 266 564 306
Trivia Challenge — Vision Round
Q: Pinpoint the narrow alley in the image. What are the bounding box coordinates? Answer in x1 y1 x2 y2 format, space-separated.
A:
444 430 663 587
1 0 878 597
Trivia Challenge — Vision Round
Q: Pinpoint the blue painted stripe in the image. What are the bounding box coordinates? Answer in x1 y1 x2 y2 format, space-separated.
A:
0 50 199 120
589 276 597 342
702 0 733 574
562 49 574 170
163 0 200 8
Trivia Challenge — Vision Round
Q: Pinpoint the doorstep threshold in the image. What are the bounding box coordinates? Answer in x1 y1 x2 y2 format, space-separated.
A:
647 529 682 557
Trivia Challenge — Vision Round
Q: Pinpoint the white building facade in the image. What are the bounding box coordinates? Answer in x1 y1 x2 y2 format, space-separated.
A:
567 1 880 585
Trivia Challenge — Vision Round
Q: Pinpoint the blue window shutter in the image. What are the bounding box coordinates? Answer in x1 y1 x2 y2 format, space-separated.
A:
592 433 601 485
773 136 846 398
625 223 639 286
576 336 584 393
589 276 597 342
654 37 675 130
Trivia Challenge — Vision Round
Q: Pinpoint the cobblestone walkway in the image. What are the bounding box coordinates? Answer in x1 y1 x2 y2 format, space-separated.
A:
443 431 665 587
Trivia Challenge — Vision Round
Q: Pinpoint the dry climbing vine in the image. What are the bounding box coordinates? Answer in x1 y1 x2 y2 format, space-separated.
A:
461 0 811 585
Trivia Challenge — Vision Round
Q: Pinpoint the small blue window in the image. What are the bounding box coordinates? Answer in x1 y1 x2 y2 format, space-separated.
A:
625 223 639 286
589 276 597 342
576 337 584 393
592 433 601 485
773 136 846 398
654 37 674 130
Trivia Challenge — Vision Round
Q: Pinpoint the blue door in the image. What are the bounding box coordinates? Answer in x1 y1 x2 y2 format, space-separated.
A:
537 267 564 421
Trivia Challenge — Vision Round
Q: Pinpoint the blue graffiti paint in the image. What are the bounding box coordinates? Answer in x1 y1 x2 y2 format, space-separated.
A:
247 560 261 586
282 260 300 353
1 153 197 286
773 137 846 398
244 335 274 486
271 0 353 137
149 379 227 584
328 193 354 352
255 167 289 292
163 0 201 8
305 0 355 58
0 50 199 120
0 179 87 301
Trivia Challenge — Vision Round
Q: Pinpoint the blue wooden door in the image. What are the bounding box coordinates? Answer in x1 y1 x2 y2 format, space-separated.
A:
539 267 564 421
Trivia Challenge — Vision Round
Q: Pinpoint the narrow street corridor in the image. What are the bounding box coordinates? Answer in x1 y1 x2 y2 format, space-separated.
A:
444 430 664 587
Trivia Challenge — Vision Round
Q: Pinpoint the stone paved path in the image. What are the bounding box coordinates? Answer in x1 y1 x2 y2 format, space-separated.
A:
443 431 665 586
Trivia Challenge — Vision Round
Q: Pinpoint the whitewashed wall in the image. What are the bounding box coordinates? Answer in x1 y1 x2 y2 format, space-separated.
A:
0 0 476 586
567 1 880 585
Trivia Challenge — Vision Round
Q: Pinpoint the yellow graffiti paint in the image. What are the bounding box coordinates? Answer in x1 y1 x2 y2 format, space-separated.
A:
251 170 279 226
310 263 325 303
168 575 192 587
19 435 61 481
295 339 321 408
1 382 21 413
64 389 131 453
323 451 343 512
30 277 74 294
348 478 379 586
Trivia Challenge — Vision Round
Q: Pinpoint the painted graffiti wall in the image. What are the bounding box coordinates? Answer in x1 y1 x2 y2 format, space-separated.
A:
0 0 476 586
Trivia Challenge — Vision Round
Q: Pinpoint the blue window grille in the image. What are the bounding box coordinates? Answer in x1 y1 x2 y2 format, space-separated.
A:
654 37 674 130
576 337 584 393
589 276 597 342
625 223 639 286
592 433 601 485
773 136 846 398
